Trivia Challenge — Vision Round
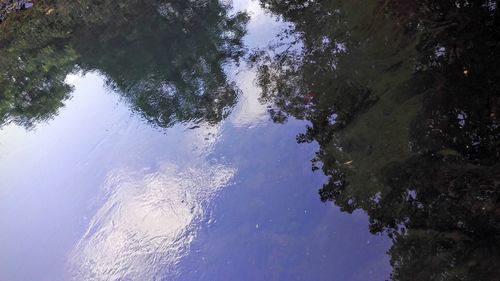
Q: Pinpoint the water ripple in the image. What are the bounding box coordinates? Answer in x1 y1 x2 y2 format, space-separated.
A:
70 162 235 281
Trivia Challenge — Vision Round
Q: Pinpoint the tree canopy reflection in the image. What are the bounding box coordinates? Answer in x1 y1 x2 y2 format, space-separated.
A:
253 0 500 280
0 0 248 128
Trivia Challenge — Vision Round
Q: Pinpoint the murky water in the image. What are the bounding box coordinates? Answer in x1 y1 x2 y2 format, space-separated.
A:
0 0 498 280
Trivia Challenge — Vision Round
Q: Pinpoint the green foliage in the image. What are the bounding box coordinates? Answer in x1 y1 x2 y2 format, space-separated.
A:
0 0 249 128
0 1 77 127
0 45 77 127
254 0 500 280
73 0 249 127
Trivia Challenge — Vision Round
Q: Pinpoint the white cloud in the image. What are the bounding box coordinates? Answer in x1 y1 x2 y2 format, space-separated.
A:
70 162 235 281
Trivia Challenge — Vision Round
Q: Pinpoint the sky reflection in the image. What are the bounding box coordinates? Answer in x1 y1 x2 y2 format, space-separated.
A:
70 162 235 280
65 73 238 280
0 1 393 280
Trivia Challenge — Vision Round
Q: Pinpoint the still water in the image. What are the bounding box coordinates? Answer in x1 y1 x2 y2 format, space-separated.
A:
0 0 498 280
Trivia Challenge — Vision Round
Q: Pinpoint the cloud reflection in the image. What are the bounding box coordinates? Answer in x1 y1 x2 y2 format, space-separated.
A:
70 127 235 281
230 70 268 128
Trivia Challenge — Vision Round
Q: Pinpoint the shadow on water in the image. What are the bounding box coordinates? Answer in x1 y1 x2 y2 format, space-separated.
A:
251 0 500 280
0 0 249 129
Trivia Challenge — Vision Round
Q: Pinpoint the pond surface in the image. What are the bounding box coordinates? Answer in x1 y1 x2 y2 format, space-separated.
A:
0 0 498 280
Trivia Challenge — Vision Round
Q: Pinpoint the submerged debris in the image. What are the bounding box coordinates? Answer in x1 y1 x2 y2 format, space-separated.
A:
0 0 34 23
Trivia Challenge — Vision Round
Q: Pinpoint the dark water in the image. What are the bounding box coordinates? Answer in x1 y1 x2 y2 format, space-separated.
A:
0 0 499 280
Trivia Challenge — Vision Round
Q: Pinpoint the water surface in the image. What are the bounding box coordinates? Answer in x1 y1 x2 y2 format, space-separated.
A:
0 0 498 280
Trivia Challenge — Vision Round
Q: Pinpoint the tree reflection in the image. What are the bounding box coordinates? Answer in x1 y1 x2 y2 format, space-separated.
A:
0 0 248 128
254 0 500 280
0 1 77 128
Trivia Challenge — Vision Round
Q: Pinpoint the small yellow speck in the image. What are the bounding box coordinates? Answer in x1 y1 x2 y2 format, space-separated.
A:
344 160 353 165
463 69 469 76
